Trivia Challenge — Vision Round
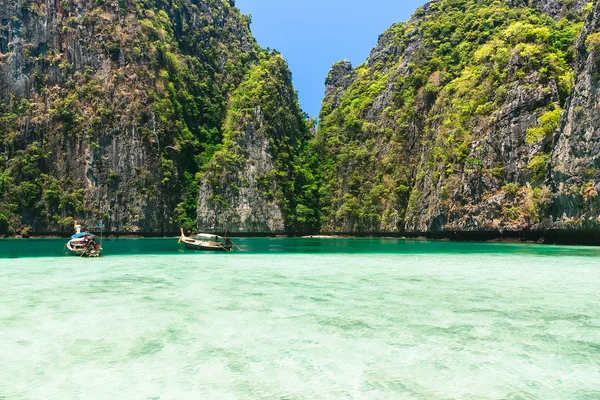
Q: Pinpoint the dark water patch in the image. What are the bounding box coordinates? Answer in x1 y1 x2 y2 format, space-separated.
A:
573 340 600 355
308 296 330 303
541 314 595 324
128 339 165 358
0 315 21 328
317 316 374 336
575 390 600 400
162 326 193 346
24 296 43 310
216 302 244 311
461 308 515 318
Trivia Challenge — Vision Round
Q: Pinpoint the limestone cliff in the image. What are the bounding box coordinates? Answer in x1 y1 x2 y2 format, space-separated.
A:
197 53 318 234
0 0 309 234
3 0 600 238
316 0 595 234
550 0 600 229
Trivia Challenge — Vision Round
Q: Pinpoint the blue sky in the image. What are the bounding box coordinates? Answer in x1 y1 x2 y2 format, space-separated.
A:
235 0 427 118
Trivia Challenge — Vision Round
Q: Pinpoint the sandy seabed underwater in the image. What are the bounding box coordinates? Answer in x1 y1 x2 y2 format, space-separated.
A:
1 238 599 399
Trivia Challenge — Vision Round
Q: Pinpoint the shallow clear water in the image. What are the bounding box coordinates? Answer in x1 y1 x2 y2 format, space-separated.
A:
1 239 599 399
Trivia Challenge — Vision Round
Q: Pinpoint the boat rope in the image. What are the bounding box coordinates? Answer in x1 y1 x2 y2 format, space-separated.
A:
231 241 243 252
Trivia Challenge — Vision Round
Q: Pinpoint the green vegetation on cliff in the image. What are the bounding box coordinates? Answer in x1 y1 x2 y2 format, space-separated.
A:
1 0 598 235
316 0 590 233
0 0 311 234
198 52 320 232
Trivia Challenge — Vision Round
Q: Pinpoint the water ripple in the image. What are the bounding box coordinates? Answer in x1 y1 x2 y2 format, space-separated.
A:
0 250 599 398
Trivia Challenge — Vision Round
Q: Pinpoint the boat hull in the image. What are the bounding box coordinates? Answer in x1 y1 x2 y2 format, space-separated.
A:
178 229 234 252
66 250 101 257
183 243 231 251
179 236 232 252
182 241 232 252
66 239 102 257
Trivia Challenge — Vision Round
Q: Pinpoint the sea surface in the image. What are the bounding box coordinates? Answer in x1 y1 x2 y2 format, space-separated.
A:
0 238 599 399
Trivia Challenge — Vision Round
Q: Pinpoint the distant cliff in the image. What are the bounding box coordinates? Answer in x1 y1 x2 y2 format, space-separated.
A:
0 0 310 234
197 53 319 234
315 0 599 235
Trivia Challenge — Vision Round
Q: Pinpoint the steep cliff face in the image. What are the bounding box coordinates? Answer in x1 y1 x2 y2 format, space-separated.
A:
550 1 600 229
321 60 355 116
0 0 309 234
197 53 318 234
316 0 592 234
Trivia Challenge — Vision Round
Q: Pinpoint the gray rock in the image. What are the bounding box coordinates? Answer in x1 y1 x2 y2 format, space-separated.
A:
550 1 600 229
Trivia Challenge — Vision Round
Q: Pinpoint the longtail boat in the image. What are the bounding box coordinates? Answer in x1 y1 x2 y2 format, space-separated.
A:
178 228 235 252
66 223 102 257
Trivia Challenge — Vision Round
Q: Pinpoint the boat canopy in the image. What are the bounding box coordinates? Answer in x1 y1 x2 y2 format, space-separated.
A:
195 233 220 240
71 232 96 239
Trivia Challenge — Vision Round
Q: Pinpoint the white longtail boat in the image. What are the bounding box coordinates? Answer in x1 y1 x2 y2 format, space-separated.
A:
178 228 235 252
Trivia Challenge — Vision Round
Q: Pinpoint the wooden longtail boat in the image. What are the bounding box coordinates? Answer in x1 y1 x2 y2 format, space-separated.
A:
66 224 102 257
178 228 234 252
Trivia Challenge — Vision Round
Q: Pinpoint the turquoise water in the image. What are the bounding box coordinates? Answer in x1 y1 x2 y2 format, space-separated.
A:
1 239 599 399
